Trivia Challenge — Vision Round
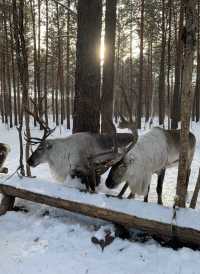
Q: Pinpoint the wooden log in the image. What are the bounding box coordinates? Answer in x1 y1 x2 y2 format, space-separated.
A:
0 181 200 248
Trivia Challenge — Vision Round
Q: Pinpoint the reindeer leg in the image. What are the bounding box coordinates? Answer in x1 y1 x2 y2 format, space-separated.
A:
80 176 90 191
89 168 97 192
127 192 135 199
81 170 97 193
0 194 15 215
0 167 8 174
95 174 101 186
157 169 165 205
144 185 150 203
118 182 129 198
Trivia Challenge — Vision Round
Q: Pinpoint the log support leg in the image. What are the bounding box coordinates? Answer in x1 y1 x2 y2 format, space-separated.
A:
0 194 15 216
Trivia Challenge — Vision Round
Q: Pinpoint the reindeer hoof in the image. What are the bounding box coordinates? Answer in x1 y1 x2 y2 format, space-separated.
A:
1 167 8 174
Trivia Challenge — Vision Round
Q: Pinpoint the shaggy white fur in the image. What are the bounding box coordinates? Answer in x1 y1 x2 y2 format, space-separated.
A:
32 132 133 183
121 128 177 196
46 133 96 182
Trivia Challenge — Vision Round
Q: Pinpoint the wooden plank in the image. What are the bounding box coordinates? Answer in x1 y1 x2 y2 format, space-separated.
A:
0 182 200 247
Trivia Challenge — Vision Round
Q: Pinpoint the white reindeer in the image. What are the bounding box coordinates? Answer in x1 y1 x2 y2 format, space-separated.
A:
105 127 196 205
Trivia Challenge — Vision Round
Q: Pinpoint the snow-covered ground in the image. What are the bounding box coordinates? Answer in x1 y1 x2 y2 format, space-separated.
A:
0 118 200 274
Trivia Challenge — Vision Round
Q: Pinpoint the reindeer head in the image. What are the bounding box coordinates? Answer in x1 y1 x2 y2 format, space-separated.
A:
103 112 138 189
105 158 128 189
26 98 55 168
27 140 53 167
92 141 135 189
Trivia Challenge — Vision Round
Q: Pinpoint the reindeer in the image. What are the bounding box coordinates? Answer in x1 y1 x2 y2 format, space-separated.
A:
0 143 10 174
27 131 134 191
104 127 196 205
25 99 134 192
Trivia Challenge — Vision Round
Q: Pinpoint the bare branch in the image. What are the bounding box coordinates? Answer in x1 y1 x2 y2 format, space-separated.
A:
51 0 77 17
25 98 55 144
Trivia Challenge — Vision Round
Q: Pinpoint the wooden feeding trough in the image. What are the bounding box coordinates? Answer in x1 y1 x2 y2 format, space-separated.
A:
0 176 200 248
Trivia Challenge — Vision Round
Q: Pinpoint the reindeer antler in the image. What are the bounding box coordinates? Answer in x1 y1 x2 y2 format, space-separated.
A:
118 85 138 145
25 97 55 145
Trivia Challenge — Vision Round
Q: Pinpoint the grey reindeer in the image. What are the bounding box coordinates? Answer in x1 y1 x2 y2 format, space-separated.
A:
104 125 196 205
26 104 134 192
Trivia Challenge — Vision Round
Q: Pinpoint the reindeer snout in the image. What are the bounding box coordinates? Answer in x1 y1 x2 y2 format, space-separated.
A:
105 176 116 189
27 157 35 167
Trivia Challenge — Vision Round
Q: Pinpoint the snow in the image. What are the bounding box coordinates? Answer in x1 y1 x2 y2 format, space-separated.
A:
1 119 200 274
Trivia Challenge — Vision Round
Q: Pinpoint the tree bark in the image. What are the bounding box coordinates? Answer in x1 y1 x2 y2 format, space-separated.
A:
101 0 117 133
171 1 184 129
37 0 42 120
9 7 18 126
29 0 37 127
176 0 196 208
3 3 13 128
158 0 166 126
56 3 65 125
194 0 200 122
137 0 144 129
73 0 102 133
167 0 172 128
12 0 31 176
44 0 49 126
66 0 71 129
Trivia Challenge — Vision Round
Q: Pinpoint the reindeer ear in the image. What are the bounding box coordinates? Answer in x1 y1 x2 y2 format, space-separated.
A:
46 141 52 150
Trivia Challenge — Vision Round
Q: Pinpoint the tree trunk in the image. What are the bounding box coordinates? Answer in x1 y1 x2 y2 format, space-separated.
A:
171 1 184 129
194 0 200 122
137 0 144 129
44 0 49 126
101 0 117 133
29 0 37 127
73 0 102 133
3 4 13 128
56 3 65 125
9 7 18 126
176 0 196 208
145 39 153 123
12 0 31 176
2 21 8 125
37 0 42 120
158 0 166 126
167 0 172 128
66 0 71 129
